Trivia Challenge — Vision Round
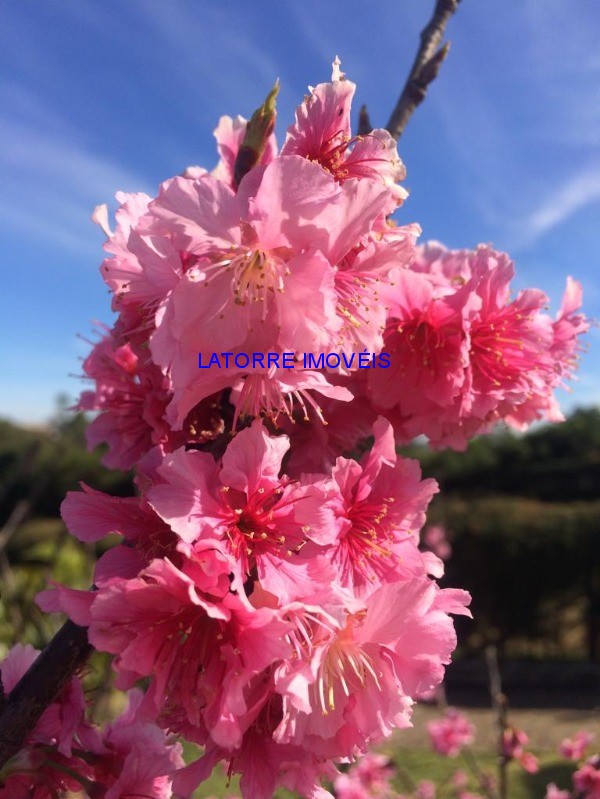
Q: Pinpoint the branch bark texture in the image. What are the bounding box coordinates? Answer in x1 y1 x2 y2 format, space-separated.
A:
0 620 92 769
386 0 461 141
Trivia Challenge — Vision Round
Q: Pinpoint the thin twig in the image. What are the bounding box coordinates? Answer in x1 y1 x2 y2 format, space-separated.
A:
386 0 461 141
0 619 92 769
486 645 509 799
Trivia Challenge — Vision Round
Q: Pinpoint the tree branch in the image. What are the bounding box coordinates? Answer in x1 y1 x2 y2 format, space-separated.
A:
386 0 461 141
0 619 92 769
357 104 373 136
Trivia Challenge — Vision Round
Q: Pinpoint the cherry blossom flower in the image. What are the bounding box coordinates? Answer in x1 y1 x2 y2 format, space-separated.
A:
148 420 335 598
573 757 600 798
502 726 539 773
315 417 438 591
559 730 595 761
545 783 571 799
427 708 475 757
282 58 406 209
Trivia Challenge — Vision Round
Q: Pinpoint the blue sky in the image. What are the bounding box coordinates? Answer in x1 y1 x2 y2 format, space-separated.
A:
1 0 598 424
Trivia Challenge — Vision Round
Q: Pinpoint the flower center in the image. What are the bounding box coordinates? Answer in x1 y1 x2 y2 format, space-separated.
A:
345 497 396 579
316 616 381 715
201 246 290 320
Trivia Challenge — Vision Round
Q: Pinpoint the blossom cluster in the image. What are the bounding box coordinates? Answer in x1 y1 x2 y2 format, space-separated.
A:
0 644 183 799
21 58 588 799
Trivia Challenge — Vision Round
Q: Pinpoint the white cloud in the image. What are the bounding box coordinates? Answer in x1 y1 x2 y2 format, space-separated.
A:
0 103 153 255
517 166 600 245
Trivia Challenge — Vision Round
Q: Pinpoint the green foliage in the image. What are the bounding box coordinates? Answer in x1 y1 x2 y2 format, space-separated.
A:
407 407 600 502
436 497 600 655
0 412 132 526
0 409 132 650
404 408 600 657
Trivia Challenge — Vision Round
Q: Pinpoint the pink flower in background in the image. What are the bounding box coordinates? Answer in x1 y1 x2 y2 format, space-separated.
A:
333 751 396 798
422 525 452 561
415 779 436 799
451 770 469 789
519 751 540 774
502 726 530 759
427 708 475 757
545 783 571 799
559 730 595 761
573 757 600 798
502 726 539 773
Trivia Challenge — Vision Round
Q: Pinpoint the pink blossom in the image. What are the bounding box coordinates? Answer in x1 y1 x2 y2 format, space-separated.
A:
333 751 396 798
315 417 438 591
282 58 406 209
146 154 391 425
333 774 371 799
559 730 595 760
93 190 181 314
0 644 89 758
451 770 469 788
59 482 179 584
86 689 184 799
502 726 539 773
422 525 452 561
518 751 540 774
551 276 589 384
77 325 224 469
427 708 475 757
573 758 600 798
545 783 571 799
173 704 337 799
415 779 436 799
148 420 335 598
89 556 290 748
369 244 588 449
274 578 471 758
502 726 530 759
367 266 477 446
332 222 421 356
351 751 395 791
0 645 95 799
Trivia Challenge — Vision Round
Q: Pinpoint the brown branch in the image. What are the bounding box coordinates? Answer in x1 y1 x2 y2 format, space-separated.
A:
0 619 92 769
357 104 373 136
386 0 461 141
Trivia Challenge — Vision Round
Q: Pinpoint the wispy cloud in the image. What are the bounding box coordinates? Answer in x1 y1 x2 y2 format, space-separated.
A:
135 2 286 117
516 165 600 246
0 97 152 256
